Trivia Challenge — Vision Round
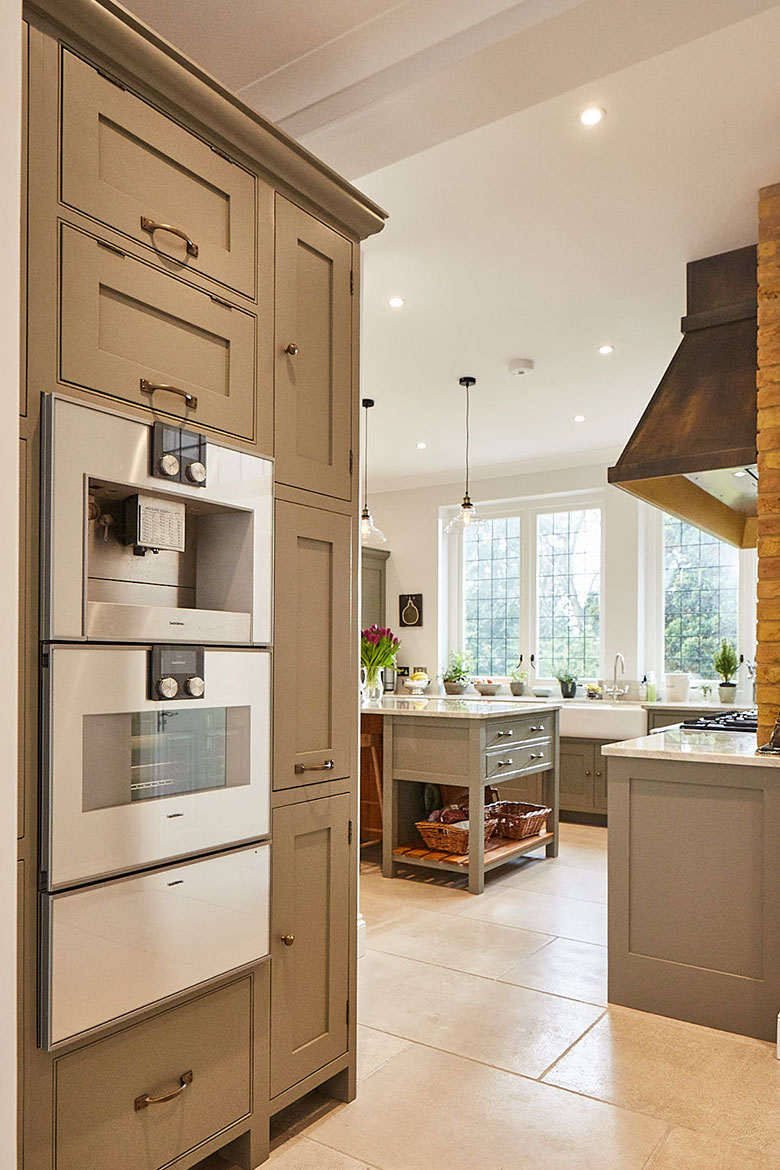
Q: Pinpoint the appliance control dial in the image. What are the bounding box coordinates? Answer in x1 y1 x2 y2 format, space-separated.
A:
185 675 205 698
158 452 180 478
157 676 179 699
185 460 207 485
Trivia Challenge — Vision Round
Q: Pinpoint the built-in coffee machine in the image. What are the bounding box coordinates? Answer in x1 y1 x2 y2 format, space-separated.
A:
38 395 273 1048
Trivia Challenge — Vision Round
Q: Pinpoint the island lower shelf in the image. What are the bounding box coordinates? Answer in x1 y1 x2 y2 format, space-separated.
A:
392 830 555 874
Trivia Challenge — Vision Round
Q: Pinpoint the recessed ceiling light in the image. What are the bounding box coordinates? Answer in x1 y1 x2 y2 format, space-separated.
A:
598 344 614 355
733 470 747 478
388 296 405 308
573 414 586 423
580 107 605 127
416 441 427 450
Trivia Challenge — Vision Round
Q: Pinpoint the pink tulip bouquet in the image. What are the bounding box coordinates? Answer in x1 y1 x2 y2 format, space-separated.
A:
361 625 400 699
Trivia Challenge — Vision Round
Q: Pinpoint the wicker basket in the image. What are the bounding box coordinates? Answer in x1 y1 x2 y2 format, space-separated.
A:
416 817 498 855
486 801 551 840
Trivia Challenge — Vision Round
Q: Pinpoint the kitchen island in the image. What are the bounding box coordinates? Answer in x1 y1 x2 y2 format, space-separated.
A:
603 728 780 1041
366 697 560 894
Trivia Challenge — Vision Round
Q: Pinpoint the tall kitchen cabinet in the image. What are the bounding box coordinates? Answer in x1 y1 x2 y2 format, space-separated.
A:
18 3 385 1168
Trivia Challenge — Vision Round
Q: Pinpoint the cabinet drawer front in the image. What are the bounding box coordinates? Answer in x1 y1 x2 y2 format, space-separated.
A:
55 978 252 1170
484 714 554 751
44 845 269 1047
485 738 552 782
61 50 257 298
60 224 256 440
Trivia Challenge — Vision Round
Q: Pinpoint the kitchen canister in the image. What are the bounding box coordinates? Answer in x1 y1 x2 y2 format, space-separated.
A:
665 672 690 703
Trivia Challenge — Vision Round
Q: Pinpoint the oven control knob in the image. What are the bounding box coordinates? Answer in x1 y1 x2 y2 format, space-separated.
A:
185 675 205 698
185 461 207 485
158 453 180 478
157 675 179 700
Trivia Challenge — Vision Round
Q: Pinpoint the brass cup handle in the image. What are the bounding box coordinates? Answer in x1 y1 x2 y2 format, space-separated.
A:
294 759 334 774
285 342 299 356
135 1070 192 1111
140 216 199 257
140 379 198 409
281 934 295 947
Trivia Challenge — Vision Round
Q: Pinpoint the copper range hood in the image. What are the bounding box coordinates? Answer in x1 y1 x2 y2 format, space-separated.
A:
608 245 757 548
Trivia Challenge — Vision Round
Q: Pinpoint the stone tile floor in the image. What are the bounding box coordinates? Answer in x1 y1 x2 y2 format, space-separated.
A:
265 822 779 1169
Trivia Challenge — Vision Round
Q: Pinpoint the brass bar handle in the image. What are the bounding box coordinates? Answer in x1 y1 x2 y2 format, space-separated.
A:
530 725 544 732
135 1070 193 1111
496 759 513 768
140 379 198 409
529 753 544 761
294 759 334 775
284 342 299 355
281 934 295 947
496 730 513 738
140 216 199 257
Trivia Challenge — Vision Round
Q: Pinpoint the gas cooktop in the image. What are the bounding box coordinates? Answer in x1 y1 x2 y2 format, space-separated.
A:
681 709 757 733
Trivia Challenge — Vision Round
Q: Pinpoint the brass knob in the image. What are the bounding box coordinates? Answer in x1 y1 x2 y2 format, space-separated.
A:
284 342 298 356
281 934 295 947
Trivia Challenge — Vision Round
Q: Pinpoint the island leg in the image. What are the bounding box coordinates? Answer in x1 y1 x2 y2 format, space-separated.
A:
545 709 560 858
467 725 485 894
381 721 397 878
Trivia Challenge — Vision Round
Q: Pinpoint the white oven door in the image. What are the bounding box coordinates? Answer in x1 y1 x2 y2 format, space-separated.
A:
43 645 270 889
41 843 270 1047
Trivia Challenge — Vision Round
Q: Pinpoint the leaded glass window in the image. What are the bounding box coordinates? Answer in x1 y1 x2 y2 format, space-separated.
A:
463 516 521 675
663 516 738 675
535 508 601 678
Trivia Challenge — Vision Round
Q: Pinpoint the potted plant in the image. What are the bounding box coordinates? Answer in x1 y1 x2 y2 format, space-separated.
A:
713 639 738 704
555 667 578 700
442 649 473 695
509 665 528 696
361 625 400 702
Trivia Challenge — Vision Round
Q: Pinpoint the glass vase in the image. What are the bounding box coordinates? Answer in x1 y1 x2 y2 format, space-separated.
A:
362 665 384 702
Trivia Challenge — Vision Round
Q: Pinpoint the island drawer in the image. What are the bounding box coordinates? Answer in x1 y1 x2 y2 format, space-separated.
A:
484 714 554 751
484 738 552 782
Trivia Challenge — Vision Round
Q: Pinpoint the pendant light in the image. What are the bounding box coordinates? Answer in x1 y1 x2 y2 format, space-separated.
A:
360 397 387 544
444 376 484 534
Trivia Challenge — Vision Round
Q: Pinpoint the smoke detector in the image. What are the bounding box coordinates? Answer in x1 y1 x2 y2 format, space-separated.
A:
509 358 535 376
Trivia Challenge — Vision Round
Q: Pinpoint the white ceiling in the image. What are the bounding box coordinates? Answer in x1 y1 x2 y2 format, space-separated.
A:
122 0 780 490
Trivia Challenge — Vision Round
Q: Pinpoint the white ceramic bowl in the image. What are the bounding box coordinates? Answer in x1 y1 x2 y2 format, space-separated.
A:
403 678 431 696
475 683 501 696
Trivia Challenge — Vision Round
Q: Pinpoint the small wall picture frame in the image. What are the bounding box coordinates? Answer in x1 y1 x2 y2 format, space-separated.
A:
399 593 423 627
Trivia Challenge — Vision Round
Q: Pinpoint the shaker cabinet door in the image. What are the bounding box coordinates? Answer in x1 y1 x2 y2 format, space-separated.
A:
274 197 353 499
270 795 350 1098
273 500 352 790
559 739 596 812
61 49 257 298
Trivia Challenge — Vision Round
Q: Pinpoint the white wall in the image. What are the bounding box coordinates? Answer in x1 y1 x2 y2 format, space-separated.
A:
0 4 21 1162
366 459 646 684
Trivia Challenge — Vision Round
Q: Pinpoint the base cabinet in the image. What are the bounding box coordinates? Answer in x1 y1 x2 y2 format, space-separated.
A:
270 794 350 1099
559 738 609 815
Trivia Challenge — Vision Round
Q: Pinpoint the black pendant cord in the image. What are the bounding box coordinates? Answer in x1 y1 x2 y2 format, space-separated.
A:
464 384 470 500
363 409 368 508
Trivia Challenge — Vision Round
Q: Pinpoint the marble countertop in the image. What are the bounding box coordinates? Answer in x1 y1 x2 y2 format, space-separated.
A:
601 727 778 767
361 696 560 720
640 700 754 711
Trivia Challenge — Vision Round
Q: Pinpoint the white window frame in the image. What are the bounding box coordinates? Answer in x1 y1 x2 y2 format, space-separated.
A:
443 490 606 686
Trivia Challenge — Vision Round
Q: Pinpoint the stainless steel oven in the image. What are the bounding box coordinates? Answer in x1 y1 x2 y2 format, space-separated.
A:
41 644 270 889
41 394 273 645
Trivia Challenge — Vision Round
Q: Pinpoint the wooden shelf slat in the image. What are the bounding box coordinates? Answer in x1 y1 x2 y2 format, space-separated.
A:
392 830 554 873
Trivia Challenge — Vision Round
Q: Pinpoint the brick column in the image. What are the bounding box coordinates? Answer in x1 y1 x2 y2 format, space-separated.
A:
757 182 780 743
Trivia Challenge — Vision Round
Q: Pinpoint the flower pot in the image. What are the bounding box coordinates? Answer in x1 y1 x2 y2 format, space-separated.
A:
443 681 467 695
718 683 737 704
559 681 577 699
510 681 526 696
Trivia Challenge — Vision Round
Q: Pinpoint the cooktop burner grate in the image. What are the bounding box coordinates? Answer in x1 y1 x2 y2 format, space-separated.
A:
681 709 757 733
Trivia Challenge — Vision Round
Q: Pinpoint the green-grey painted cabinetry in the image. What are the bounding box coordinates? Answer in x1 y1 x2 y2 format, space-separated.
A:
18 1 383 1166
361 546 390 630
559 737 611 815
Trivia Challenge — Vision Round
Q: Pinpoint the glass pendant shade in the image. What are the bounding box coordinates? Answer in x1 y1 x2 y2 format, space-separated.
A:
444 493 483 535
361 505 387 544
